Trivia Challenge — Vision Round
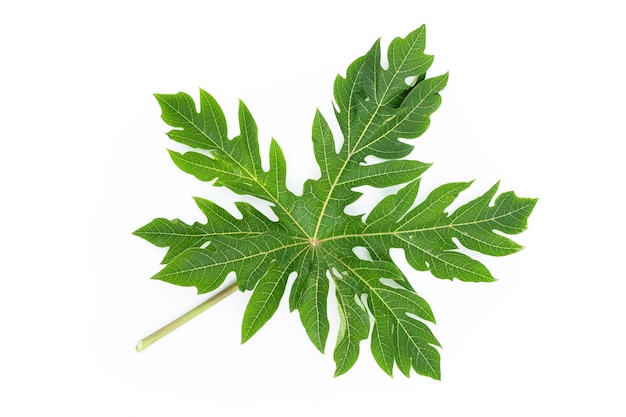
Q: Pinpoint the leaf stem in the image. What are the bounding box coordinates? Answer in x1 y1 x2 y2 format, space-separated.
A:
136 282 239 352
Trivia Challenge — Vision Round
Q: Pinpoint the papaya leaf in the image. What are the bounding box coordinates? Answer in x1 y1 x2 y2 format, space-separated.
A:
135 25 537 380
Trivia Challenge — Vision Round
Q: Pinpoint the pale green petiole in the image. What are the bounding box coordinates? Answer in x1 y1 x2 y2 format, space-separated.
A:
136 282 239 352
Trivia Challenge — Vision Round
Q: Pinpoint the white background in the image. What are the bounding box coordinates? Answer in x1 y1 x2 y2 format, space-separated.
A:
1 1 624 415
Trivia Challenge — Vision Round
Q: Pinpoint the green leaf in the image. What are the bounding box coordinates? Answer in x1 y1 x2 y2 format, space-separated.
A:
132 198 275 264
241 260 289 343
323 255 439 378
293 249 330 353
362 180 537 282
136 25 537 378
151 232 304 293
333 269 370 377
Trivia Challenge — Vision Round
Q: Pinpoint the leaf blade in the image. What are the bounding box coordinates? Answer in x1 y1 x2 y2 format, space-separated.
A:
137 26 537 380
241 260 289 343
296 250 330 353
